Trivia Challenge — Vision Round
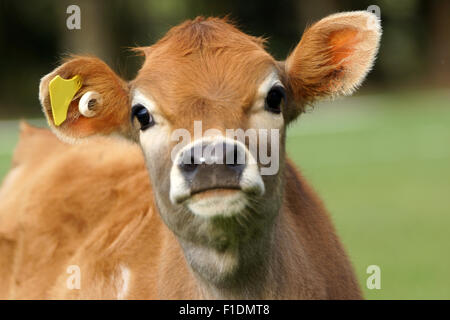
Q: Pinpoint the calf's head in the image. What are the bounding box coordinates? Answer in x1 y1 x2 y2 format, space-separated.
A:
39 12 380 271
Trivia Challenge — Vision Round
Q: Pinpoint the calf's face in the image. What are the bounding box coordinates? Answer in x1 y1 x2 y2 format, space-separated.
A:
128 19 289 239
39 13 381 248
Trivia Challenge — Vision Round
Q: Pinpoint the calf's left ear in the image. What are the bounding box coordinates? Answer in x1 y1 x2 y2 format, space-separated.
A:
39 56 133 143
285 11 381 111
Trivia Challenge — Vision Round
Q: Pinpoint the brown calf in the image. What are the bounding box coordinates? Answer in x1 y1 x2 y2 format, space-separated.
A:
0 12 380 299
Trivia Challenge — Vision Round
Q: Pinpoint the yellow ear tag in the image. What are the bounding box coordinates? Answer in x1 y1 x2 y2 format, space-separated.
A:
49 75 82 126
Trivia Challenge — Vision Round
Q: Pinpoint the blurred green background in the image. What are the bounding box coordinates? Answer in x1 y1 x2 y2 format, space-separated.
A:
0 0 449 299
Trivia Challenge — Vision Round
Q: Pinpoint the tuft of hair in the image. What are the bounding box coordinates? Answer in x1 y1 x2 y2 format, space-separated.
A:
134 16 267 58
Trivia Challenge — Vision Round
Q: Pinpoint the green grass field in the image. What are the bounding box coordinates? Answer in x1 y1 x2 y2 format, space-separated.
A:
1 89 449 299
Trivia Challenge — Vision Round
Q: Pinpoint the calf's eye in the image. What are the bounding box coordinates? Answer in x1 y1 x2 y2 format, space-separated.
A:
131 104 155 130
265 86 286 114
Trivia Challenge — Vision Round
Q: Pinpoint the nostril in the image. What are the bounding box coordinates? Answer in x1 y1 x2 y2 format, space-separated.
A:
179 153 197 173
228 149 239 167
179 162 197 172
225 144 245 169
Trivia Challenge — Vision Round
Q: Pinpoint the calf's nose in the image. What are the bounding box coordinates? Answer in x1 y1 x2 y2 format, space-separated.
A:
178 141 246 194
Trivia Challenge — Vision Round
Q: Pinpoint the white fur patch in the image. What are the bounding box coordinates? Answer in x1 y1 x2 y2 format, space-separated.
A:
131 89 159 115
187 192 247 217
240 160 265 195
116 265 130 300
169 163 191 204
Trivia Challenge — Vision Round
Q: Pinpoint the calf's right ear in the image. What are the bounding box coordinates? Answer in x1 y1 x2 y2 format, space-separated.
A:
39 56 133 143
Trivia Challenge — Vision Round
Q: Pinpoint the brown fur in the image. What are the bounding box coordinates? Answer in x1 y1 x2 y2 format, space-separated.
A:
1 12 381 299
132 17 276 132
0 125 359 299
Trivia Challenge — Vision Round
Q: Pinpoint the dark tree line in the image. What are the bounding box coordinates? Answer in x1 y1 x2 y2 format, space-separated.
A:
0 0 448 117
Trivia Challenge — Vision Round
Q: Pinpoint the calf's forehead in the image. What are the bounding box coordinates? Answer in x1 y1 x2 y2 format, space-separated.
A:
132 49 276 121
130 18 278 124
